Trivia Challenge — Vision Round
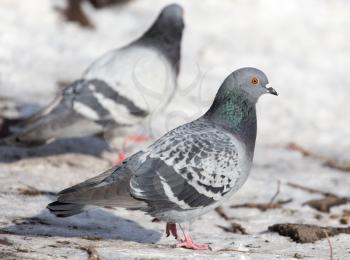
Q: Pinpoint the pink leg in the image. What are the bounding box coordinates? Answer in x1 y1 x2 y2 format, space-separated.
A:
176 233 210 250
166 223 178 240
122 135 150 145
166 223 210 250
113 134 150 165
113 151 127 165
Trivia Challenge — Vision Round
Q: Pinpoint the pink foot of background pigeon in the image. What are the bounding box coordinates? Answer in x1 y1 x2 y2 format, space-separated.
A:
113 134 150 165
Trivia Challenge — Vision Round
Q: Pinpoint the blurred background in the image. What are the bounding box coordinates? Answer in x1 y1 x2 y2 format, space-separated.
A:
0 0 349 259
1 0 349 156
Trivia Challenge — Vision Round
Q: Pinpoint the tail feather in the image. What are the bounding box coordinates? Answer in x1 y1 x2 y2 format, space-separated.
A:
0 117 23 139
47 164 144 218
59 165 119 195
0 97 63 146
47 201 85 218
0 96 102 146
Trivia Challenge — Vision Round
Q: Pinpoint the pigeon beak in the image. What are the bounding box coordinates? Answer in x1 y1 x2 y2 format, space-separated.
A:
267 87 278 96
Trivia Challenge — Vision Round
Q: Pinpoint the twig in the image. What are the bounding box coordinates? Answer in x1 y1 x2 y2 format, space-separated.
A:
287 142 350 172
78 245 99 260
217 222 248 235
17 185 56 196
268 180 281 205
288 182 349 212
287 143 313 157
230 199 292 212
287 182 335 197
215 206 231 220
322 229 333 260
217 248 252 253
303 196 348 213
230 181 292 212
323 160 350 172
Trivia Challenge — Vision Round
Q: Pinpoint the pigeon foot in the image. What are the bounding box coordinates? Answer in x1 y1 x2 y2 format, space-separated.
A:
122 134 150 145
176 233 210 250
113 134 150 165
113 151 127 165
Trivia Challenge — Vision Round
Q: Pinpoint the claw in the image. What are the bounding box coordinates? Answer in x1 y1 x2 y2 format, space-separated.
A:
176 233 210 250
166 223 210 250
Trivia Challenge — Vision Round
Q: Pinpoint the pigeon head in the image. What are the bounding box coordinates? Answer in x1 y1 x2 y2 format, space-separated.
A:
139 4 184 75
156 4 184 33
143 4 184 41
205 68 277 151
222 67 277 103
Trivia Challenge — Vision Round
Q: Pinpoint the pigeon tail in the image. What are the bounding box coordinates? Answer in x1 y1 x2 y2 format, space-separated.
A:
47 201 86 218
47 164 145 218
0 96 102 146
0 117 23 139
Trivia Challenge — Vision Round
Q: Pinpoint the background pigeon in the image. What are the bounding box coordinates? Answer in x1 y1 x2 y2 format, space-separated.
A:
47 67 277 250
1 4 184 157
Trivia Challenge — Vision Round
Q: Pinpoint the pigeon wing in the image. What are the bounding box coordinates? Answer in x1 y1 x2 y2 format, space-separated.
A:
129 119 243 211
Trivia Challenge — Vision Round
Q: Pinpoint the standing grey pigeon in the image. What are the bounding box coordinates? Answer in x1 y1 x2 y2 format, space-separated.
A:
1 4 184 157
47 67 277 250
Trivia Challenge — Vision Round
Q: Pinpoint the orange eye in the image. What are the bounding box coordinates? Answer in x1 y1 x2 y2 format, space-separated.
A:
251 77 259 85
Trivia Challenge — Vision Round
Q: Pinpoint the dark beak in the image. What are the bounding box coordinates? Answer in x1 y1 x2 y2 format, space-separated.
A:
267 87 278 96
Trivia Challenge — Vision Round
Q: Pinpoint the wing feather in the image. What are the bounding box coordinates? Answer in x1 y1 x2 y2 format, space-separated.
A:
129 119 243 211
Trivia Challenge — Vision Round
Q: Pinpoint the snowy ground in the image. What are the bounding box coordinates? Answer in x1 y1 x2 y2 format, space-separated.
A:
0 0 349 259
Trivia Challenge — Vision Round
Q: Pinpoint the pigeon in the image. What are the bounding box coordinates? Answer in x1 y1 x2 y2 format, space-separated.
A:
1 4 184 158
47 67 278 250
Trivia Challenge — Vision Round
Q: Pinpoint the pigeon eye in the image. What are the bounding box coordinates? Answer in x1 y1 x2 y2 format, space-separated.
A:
251 77 259 86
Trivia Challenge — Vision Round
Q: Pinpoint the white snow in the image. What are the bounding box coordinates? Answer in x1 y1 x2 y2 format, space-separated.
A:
0 0 349 259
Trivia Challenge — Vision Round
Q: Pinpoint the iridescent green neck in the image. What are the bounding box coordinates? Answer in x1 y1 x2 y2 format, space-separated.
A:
206 88 256 126
204 88 257 153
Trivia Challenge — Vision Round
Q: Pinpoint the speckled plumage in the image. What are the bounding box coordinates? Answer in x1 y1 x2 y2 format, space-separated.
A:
128 117 250 222
48 67 277 227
